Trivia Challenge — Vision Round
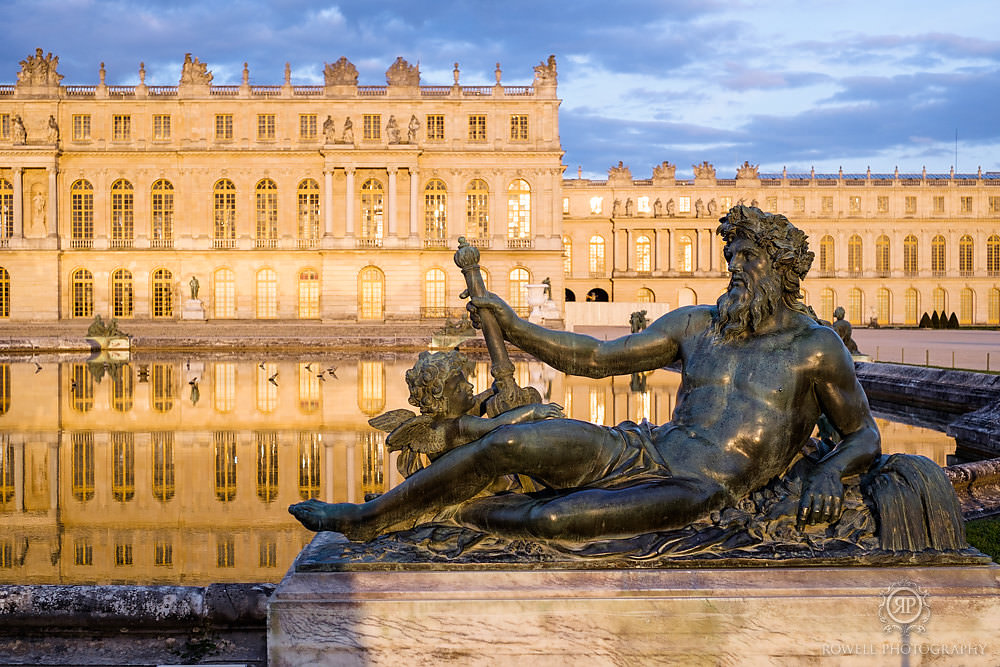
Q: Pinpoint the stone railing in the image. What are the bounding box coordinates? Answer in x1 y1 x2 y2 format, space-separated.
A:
0 85 14 97
7 83 541 99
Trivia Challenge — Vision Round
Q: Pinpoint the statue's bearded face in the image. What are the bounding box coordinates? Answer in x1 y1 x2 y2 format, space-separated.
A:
715 236 783 342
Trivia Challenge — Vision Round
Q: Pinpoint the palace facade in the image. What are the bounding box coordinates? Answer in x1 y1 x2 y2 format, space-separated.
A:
1 50 999 326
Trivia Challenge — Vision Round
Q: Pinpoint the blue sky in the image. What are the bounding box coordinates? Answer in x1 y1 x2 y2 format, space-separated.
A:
3 0 998 179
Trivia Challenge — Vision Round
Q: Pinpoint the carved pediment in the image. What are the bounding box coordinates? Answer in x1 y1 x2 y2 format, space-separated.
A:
652 161 676 183
16 48 63 88
736 161 760 180
533 55 557 86
386 57 419 86
692 161 716 180
325 57 358 86
179 53 213 86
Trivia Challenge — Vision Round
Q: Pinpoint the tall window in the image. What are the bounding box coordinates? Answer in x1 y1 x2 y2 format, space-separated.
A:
509 267 529 317
820 288 835 323
152 114 171 140
426 114 444 140
298 362 320 413
0 268 9 318
360 179 384 244
112 114 131 141
847 234 862 276
72 268 94 318
360 431 385 496
213 362 236 412
256 268 278 318
110 179 134 248
257 113 276 140
905 288 920 325
72 114 91 140
989 235 1000 277
298 432 322 500
255 179 278 248
151 364 175 413
931 235 946 277
111 432 135 502
215 114 233 140
959 235 974 276
877 288 891 325
510 114 528 141
465 179 489 238
298 269 319 318
359 266 384 321
990 289 1000 325
299 114 317 140
363 114 381 140
70 364 94 413
151 179 173 247
677 235 693 273
635 235 651 272
903 235 918 276
111 365 134 412
819 235 835 275
214 431 237 502
213 268 236 318
424 268 447 318
151 432 175 502
0 180 12 240
468 114 486 141
563 236 572 276
588 236 606 275
111 268 134 318
214 179 236 248
71 180 94 248
0 436 11 507
637 288 655 303
424 179 447 244
875 235 890 277
933 287 947 315
960 288 975 325
256 432 279 502
297 179 320 247
152 268 173 318
358 361 386 415
848 288 864 325
71 432 95 501
0 114 7 141
256 365 277 412
507 179 531 242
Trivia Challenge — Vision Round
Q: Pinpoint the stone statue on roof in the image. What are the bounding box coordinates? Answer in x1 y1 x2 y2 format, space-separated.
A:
325 57 358 86
17 48 63 87
179 54 212 86
533 55 557 86
386 57 420 86
608 161 631 184
693 161 716 180
737 161 760 179
652 160 676 183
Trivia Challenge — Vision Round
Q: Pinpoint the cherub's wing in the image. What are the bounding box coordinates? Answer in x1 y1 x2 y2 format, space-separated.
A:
386 415 447 455
368 408 417 433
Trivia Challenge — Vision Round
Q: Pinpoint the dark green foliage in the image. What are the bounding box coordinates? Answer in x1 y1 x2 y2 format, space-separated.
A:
931 311 941 328
919 312 931 328
947 312 959 329
965 519 1000 563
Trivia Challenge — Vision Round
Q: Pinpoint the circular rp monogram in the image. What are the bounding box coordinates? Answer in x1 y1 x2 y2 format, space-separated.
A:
884 586 925 625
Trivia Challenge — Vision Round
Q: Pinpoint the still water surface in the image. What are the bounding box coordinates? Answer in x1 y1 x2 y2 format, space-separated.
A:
0 353 954 585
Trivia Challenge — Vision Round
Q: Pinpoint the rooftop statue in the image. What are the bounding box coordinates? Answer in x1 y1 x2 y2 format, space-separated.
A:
291 206 968 562
737 160 760 179
179 53 212 86
693 160 716 180
532 54 557 86
16 48 63 87
324 57 358 86
386 57 419 86
608 160 631 183
651 160 676 183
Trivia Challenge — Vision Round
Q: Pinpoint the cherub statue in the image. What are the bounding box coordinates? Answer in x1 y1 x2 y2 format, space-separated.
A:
366 350 563 478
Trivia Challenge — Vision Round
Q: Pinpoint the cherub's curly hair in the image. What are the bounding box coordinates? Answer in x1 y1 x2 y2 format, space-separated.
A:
716 205 814 310
405 350 474 415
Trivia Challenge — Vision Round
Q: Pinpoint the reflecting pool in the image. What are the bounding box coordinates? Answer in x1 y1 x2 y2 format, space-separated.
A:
0 353 957 585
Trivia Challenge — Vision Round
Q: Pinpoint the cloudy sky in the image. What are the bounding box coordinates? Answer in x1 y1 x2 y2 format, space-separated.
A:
3 0 997 179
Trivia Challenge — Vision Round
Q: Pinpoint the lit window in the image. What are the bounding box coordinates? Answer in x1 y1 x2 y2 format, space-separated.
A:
154 540 173 565
637 196 650 214
363 114 381 140
931 235 946 276
563 197 569 214
217 537 235 567
214 179 236 247
933 287 947 315
213 268 236 318
426 114 444 140
152 114 171 140
961 196 973 213
793 196 805 213
677 235 693 272
960 288 974 325
877 195 889 213
151 179 173 247
960 235 974 276
298 432 322 500
214 432 237 502
111 268 134 318
0 180 11 239
256 268 277 318
507 179 531 238
848 196 861 214
255 179 278 247
152 268 173 318
424 179 447 242
70 365 93 413
71 180 94 248
819 235 835 274
990 289 1000 325
468 114 486 141
848 289 864 325
766 196 778 211
589 387 605 425
74 540 93 566
820 288 835 323
563 236 572 276
988 235 1000 276
298 269 319 318
589 236 605 274
0 437 12 506
360 431 385 496
720 196 732 211
111 432 135 502
424 268 447 318
359 266 384 321
298 363 320 413
509 268 530 316
361 179 384 243
299 114 317 140
678 196 691 213
213 362 235 412
876 235 890 276
589 196 603 215
215 114 233 140
877 288 891 325
465 179 489 238
637 288 655 303
71 431 95 500
904 235 918 276
72 268 94 318
821 196 833 213
358 361 386 415
905 288 919 325
0 267 8 318
905 196 917 214
0 114 8 140
635 235 651 272
112 114 131 141
257 114 276 140
72 114 91 141
257 365 277 413
110 179 134 247
847 235 862 276
259 540 277 567
510 114 528 141
151 365 175 414
297 179 320 245
933 196 945 214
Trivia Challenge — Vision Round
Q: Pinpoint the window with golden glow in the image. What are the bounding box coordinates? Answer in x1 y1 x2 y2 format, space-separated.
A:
259 540 276 567
111 365 134 412
507 179 531 240
299 114 317 140
0 267 9 318
931 235 946 276
904 196 917 214
70 364 93 413
468 114 486 141
215 114 233 140
214 268 236 318
636 235 651 272
563 236 572 276
847 234 862 276
989 235 1000 277
151 364 174 413
363 114 381 140
213 362 236 413
358 361 385 415
256 268 278 318
256 431 279 502
509 267 529 316
589 387 606 425
991 289 1000 325
510 114 528 140
71 268 94 318
877 288 891 326
819 235 834 274
424 179 447 243
154 540 173 565
257 362 277 412
109 179 134 247
361 179 384 243
905 288 919 325
424 268 447 318
465 179 489 238
426 114 444 140
111 432 135 502
0 180 12 239
152 268 173 318
588 236 605 275
71 180 94 248
255 179 278 248
214 431 238 502
298 432 322 500
257 113 276 140
359 266 384 321
820 288 835 323
74 540 93 566
72 114 91 141
151 179 173 247
960 288 974 325
0 436 13 506
677 235 693 273
875 235 890 276
298 362 320 412
217 537 235 567
637 288 655 303
360 431 385 497
933 287 947 315
110 268 133 318
152 114 170 140
0 114 8 140
960 235 974 276
71 432 95 502
112 114 131 141
904 235 918 276
848 196 861 214
298 269 319 318
214 179 236 248
0 365 8 415
297 179 320 246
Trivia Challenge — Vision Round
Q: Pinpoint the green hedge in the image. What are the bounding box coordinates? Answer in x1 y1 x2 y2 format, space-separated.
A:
966 519 1000 562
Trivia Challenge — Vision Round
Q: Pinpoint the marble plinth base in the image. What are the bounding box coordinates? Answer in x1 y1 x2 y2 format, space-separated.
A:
268 553 1000 665
180 298 206 320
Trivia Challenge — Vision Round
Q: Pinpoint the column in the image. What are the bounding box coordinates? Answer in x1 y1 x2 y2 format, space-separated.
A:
652 230 659 271
324 439 335 503
387 168 398 236
346 442 357 504
13 439 23 512
47 167 58 238
323 169 334 237
668 229 676 272
12 168 23 239
344 168 355 236
409 167 419 237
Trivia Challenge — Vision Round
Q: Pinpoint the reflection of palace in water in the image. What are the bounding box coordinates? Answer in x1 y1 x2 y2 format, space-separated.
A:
0 355 681 585
0 355 953 585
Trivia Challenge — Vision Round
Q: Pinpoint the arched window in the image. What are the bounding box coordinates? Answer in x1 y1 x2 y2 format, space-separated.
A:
637 288 655 303
0 179 13 240
214 431 237 502
507 179 531 241
847 234 862 276
988 235 1000 277
875 235 890 277
111 268 134 318
636 235 651 272
0 267 9 318
256 268 277 318
71 432 95 501
298 432 322 500
70 364 93 413
151 432 175 502
359 266 384 321
358 360 386 416
848 288 864 325
959 235 974 276
562 236 572 276
255 179 278 248
71 268 94 318
588 235 605 275
152 268 173 318
298 268 319 318
111 365 134 412
213 268 236 318
931 235 946 276
677 234 693 273
361 179 384 244
905 288 920 325
960 288 975 325
110 179 134 248
989 288 1000 325
151 363 174 413
213 362 236 413
256 431 279 503
509 267 530 316
298 363 320 413
933 287 947 315
71 180 94 248
466 179 489 238
903 235 918 276
877 288 891 326
214 179 236 248
820 288 835 323
677 288 696 307
819 235 835 275
424 268 447 318
111 432 135 502
151 179 173 248
297 179 320 247
424 179 447 244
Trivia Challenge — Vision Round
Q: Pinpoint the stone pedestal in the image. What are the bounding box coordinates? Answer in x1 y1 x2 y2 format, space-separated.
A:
181 298 206 320
268 535 1000 666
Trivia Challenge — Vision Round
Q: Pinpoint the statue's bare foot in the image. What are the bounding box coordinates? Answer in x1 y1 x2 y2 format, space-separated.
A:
288 499 380 541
